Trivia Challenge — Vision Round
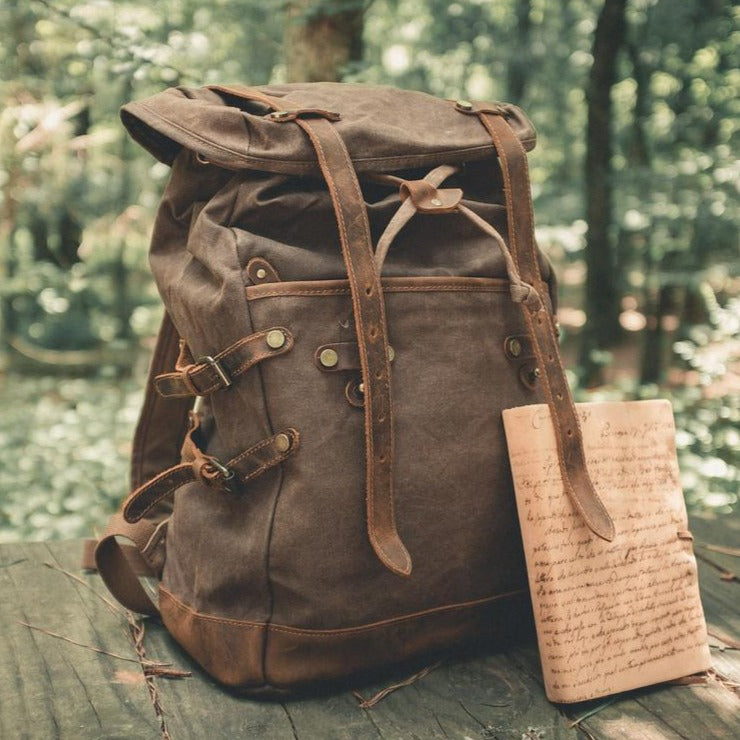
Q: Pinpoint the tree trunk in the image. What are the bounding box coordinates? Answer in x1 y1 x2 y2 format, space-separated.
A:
284 0 364 83
507 0 532 104
579 0 628 386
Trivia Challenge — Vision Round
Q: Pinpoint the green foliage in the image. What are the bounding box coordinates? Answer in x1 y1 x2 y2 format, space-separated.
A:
0 374 142 541
0 0 737 540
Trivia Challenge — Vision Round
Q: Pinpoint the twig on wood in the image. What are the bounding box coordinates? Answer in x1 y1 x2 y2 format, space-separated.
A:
697 542 740 558
43 561 124 617
17 620 171 669
565 695 619 728
352 661 443 708
708 628 740 650
695 551 738 582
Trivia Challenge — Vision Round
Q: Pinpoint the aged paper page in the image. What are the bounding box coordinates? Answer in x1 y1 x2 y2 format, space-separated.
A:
502 400 711 703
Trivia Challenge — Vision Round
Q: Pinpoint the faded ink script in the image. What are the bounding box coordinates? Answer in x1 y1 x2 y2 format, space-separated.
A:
502 400 711 703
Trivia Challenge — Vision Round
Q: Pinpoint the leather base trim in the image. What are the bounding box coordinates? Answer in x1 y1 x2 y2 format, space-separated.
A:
159 586 529 691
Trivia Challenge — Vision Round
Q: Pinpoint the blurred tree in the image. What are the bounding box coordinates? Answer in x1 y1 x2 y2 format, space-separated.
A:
580 0 627 385
284 0 365 82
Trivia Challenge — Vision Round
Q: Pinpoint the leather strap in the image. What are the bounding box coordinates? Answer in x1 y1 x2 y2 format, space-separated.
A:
208 83 413 576
475 109 615 541
296 116 412 576
374 164 459 270
94 513 163 616
123 419 300 523
131 312 194 489
154 327 293 398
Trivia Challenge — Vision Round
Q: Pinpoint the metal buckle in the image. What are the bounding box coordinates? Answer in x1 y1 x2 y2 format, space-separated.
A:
206 456 235 481
197 355 232 389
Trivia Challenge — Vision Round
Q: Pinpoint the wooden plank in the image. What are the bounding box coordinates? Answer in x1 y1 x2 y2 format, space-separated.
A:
0 510 737 739
0 540 161 739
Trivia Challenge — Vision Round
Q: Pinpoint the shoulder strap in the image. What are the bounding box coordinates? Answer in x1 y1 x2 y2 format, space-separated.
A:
131 312 194 488
84 312 193 613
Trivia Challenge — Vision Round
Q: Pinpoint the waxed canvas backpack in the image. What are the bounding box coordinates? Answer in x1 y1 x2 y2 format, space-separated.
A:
91 82 610 692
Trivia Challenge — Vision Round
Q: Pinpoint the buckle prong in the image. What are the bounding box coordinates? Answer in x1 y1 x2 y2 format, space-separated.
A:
205 456 235 483
197 355 232 389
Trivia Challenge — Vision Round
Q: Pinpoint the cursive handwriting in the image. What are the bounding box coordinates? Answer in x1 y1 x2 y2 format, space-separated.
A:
503 400 711 703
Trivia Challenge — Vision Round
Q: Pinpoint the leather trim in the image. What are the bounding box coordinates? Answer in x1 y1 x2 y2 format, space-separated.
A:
246 275 510 300
159 585 528 689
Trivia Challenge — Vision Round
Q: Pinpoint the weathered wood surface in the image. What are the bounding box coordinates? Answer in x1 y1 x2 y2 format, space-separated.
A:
0 513 737 740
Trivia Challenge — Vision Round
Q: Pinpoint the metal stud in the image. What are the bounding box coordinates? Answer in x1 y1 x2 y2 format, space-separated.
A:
529 367 541 383
256 268 267 280
430 198 442 207
387 345 395 362
274 433 291 453
358 383 365 394
319 348 339 368
507 338 522 358
456 100 473 111
266 330 286 349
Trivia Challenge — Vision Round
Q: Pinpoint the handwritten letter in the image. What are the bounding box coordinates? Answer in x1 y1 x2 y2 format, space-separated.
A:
502 400 711 703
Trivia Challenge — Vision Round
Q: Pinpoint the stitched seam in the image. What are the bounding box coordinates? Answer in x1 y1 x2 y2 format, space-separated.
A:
247 285 509 298
159 585 526 635
246 280 510 300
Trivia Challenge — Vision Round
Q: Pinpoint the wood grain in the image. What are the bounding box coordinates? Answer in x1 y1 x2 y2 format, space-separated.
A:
0 513 737 739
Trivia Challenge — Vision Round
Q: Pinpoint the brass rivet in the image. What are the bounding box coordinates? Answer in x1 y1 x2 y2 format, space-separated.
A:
319 348 339 368
529 367 541 382
507 338 522 357
266 330 286 349
274 433 291 453
358 382 365 394
456 100 473 111
387 345 395 362
256 267 267 279
430 197 442 207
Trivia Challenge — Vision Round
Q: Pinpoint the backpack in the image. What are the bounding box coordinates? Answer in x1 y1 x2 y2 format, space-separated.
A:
92 82 613 692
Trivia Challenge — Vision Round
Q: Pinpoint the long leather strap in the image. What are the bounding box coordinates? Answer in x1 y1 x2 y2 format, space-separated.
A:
476 109 615 541
296 116 412 576
208 84 412 576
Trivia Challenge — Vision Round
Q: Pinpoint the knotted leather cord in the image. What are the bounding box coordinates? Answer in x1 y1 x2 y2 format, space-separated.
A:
472 108 615 541
373 164 459 270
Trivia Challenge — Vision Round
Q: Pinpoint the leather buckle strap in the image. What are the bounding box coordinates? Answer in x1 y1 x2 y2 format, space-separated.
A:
294 115 412 577
154 327 293 398
121 418 299 524
464 106 615 542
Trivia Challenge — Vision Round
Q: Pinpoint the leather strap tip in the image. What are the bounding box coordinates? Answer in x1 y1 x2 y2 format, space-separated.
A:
373 538 413 577
590 514 616 543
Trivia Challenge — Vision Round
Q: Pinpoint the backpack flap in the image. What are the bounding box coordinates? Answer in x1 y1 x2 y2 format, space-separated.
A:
120 83 537 174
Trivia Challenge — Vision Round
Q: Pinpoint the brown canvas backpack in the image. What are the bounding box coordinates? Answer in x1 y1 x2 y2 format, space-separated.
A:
91 82 613 693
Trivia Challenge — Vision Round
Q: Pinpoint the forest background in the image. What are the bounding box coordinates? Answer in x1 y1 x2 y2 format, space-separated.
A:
0 0 737 541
